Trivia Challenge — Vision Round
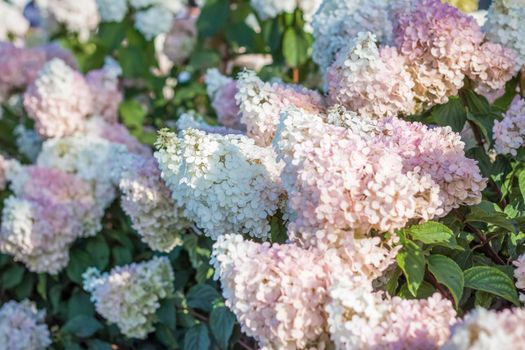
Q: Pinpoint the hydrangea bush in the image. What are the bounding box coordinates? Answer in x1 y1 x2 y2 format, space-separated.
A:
2 0 525 349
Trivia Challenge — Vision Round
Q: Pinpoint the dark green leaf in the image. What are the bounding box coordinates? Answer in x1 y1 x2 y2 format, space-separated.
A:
112 246 133 266
67 291 95 320
197 0 229 37
466 206 518 233
66 251 94 284
87 339 113 350
156 324 178 349
427 254 464 307
62 315 102 338
184 324 211 350
270 213 287 243
187 284 220 312
396 240 425 296
86 236 110 271
2 264 25 289
464 266 519 305
431 97 467 132
210 306 236 349
474 290 494 308
156 298 177 331
398 281 435 299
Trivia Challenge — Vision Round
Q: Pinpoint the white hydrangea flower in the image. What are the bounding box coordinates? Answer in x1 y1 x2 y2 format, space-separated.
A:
155 128 284 240
312 0 393 76
35 0 100 41
134 6 174 40
0 300 51 350
96 0 128 22
0 1 30 41
484 0 525 67
176 112 244 136
14 125 43 162
250 0 322 31
129 0 186 11
112 149 190 252
83 256 174 339
442 308 525 350
204 68 233 100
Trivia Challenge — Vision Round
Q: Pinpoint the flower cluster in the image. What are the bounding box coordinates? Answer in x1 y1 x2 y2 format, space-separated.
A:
35 0 100 41
161 14 197 66
112 150 190 252
319 0 518 117
211 234 397 350
273 107 484 246
155 128 284 240
0 1 29 42
327 278 456 349
327 32 417 119
442 308 525 349
0 42 76 102
0 300 51 350
205 69 242 130
312 0 392 75
513 253 525 302
493 96 525 156
484 0 525 68
235 70 325 146
0 162 101 273
24 58 93 138
83 256 174 339
85 63 123 123
96 0 188 40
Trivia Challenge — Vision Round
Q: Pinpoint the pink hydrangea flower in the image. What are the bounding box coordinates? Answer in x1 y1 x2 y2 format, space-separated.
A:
493 96 525 156
467 42 517 102
327 277 457 350
274 107 444 244
162 15 197 65
0 165 100 274
394 0 483 108
86 67 123 123
236 70 325 146
205 68 243 130
513 253 525 302
211 234 396 350
24 59 93 138
0 42 77 102
442 308 525 349
327 33 416 119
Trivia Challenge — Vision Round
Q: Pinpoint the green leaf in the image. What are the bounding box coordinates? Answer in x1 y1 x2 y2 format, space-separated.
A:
14 273 35 300
282 27 309 68
184 324 211 350
464 266 519 305
67 291 95 320
62 315 102 338
518 170 525 203
197 0 229 37
1 265 25 289
270 213 287 243
396 240 425 296
466 112 494 145
87 339 113 350
398 281 435 299
156 324 178 349
86 236 110 271
431 97 467 132
37 274 47 300
156 298 177 331
474 290 494 308
97 21 127 51
462 89 490 115
112 246 133 266
187 284 220 312
210 306 236 349
466 205 518 233
427 254 464 307
119 100 146 129
66 251 94 284
406 221 463 250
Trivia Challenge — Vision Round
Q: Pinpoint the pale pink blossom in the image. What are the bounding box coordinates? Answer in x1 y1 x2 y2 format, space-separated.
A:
493 96 525 156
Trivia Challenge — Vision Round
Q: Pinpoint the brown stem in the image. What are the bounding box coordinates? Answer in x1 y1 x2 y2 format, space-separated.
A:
468 120 484 148
425 270 453 303
292 68 299 83
465 223 506 265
